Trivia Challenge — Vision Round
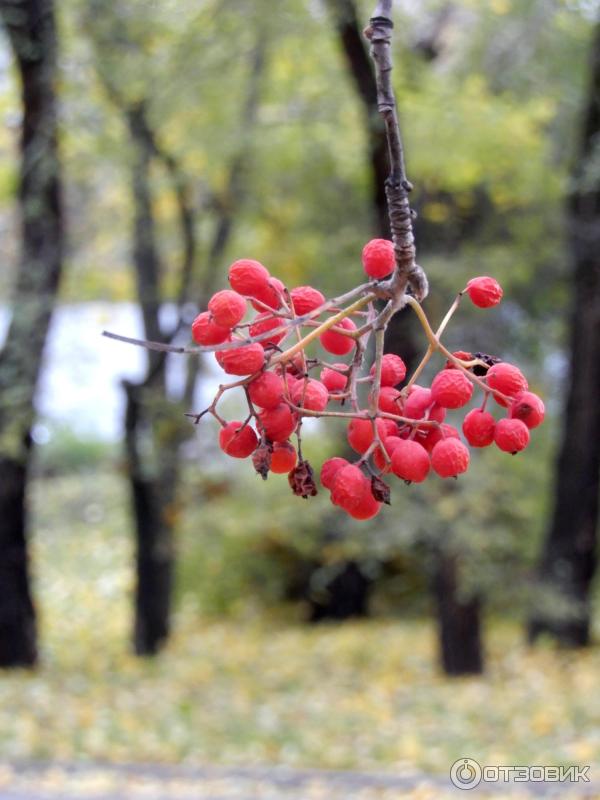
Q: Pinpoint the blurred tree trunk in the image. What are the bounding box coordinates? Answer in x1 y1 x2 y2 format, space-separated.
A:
113 34 267 655
433 552 482 675
123 103 186 655
308 561 371 621
0 0 63 667
528 21 600 648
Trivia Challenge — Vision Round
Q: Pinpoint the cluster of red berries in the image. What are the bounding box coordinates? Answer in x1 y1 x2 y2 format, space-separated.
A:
190 241 544 522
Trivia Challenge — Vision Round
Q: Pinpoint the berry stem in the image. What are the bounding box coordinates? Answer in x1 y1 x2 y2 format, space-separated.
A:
404 295 512 403
272 293 376 366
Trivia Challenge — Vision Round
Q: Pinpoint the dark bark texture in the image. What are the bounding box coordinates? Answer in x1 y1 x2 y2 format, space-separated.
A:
528 22 600 647
308 562 372 622
105 33 267 654
0 0 63 667
433 553 483 675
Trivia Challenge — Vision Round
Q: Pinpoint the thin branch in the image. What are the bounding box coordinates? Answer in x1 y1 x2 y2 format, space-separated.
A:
365 3 428 302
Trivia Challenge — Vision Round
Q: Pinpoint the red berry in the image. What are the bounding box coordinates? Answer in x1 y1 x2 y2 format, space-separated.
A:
258 403 298 442
191 312 230 345
431 438 470 478
373 435 403 471
270 442 297 473
249 312 286 348
347 489 381 520
290 379 329 412
466 276 503 308
320 364 348 394
320 457 349 490
462 409 496 447
404 386 432 419
494 418 530 453
290 286 325 315
251 277 285 312
376 386 403 415
362 239 395 279
509 391 545 429
422 424 460 453
347 417 388 454
219 421 258 458
218 343 265 375
228 259 271 298
370 353 407 386
427 403 446 424
248 371 284 409
391 439 430 483
431 369 474 409
486 363 528 407
331 464 369 512
208 290 246 328
320 317 357 355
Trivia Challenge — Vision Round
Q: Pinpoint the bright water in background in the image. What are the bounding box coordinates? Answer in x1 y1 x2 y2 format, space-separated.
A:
0 302 222 442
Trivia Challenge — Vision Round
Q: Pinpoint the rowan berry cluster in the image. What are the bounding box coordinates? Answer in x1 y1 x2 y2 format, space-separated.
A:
188 239 544 522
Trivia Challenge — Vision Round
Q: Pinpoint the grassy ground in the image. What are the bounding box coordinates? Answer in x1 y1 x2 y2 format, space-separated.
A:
1 471 599 779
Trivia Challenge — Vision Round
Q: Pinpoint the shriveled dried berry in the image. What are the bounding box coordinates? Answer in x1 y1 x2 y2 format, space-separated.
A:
371 475 391 505
252 442 272 479
288 459 318 498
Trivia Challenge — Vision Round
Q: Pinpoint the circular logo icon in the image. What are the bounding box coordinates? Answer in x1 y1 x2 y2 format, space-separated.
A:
450 758 482 789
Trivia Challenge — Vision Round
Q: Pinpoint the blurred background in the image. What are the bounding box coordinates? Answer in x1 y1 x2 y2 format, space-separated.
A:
0 0 599 796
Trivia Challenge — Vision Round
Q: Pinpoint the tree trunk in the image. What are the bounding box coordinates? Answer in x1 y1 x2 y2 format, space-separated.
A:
124 381 183 655
0 0 63 668
120 34 268 652
528 21 600 647
123 105 182 656
308 562 372 622
433 552 483 675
